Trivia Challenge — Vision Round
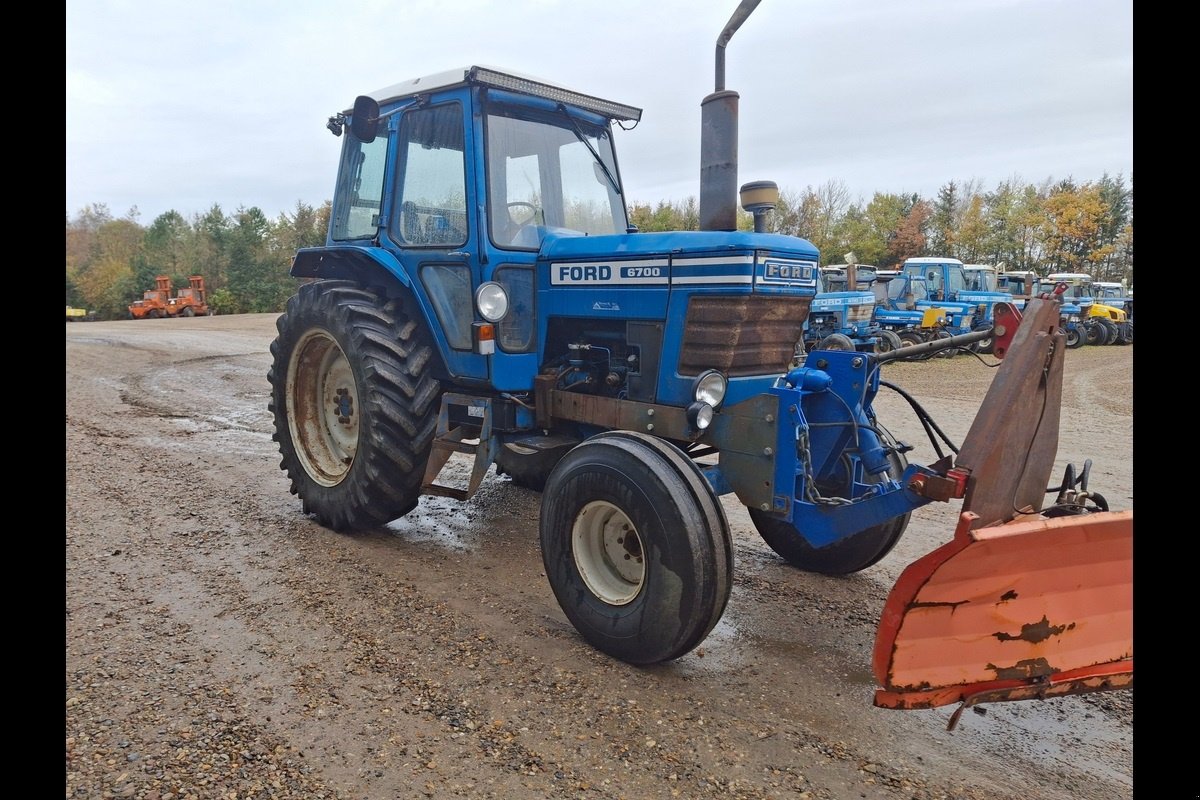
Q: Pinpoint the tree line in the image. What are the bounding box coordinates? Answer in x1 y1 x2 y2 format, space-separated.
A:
632 174 1132 280
66 174 1131 320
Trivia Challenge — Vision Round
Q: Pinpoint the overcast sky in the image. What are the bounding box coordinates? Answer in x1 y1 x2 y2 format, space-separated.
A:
66 0 1132 224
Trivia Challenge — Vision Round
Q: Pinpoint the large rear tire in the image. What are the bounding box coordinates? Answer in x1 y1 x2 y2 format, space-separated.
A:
539 431 732 664
267 280 442 531
749 425 910 575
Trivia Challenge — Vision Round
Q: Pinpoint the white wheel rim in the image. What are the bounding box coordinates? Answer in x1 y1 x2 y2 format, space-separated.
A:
572 501 645 606
286 329 359 486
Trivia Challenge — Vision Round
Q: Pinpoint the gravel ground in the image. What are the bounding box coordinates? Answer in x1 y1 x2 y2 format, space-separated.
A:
66 314 1133 800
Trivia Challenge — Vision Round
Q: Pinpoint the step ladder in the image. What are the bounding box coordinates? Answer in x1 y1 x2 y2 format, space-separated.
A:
420 393 498 501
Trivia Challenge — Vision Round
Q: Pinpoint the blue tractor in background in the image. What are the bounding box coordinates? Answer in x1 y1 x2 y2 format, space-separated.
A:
901 258 1006 353
871 271 977 358
797 264 902 357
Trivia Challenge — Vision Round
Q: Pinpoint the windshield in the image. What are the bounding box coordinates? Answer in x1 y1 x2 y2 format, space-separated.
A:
486 106 626 249
889 277 928 303
966 270 997 291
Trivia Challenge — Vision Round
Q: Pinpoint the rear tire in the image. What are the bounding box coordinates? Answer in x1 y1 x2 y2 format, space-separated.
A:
749 425 910 575
540 431 732 664
267 280 442 531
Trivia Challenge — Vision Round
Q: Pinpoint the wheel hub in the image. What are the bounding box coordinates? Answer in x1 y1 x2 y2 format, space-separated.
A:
572 501 645 605
286 330 359 486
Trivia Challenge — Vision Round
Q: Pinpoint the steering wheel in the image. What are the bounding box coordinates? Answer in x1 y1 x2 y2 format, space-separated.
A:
506 201 540 227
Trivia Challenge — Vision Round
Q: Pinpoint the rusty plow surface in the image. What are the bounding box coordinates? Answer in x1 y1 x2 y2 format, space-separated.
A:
872 510 1133 720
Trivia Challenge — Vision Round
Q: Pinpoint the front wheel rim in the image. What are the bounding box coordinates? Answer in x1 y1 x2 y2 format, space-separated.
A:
572 501 645 606
286 329 359 487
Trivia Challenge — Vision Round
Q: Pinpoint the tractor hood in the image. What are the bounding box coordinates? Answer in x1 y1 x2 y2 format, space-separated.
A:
540 230 819 265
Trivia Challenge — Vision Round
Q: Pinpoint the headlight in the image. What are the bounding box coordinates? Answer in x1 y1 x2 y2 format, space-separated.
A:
692 370 727 408
475 282 509 322
687 402 715 431
1067 314 1081 323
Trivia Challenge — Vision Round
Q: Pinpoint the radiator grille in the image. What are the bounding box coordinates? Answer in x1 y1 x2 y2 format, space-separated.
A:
679 295 811 377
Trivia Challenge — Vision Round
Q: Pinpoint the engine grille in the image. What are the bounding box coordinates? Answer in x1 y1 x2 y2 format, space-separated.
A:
679 295 811 377
847 302 874 324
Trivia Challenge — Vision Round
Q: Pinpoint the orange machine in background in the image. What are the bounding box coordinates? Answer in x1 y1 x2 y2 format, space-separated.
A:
127 276 173 319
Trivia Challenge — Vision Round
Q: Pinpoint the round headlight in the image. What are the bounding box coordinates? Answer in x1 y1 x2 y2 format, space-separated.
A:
693 370 727 408
475 282 509 322
687 402 715 431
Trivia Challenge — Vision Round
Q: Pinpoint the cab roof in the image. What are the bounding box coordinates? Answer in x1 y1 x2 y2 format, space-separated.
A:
355 65 642 122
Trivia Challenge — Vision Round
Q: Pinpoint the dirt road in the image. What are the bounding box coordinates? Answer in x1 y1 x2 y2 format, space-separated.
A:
66 314 1133 800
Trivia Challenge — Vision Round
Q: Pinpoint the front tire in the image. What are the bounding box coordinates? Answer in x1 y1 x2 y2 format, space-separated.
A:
971 322 995 355
540 431 732 664
873 329 903 355
749 425 910 575
495 441 572 492
1065 325 1084 349
1083 321 1105 346
267 280 442 531
815 332 856 351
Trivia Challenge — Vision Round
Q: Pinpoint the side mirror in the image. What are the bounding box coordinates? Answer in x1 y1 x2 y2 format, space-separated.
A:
350 95 381 143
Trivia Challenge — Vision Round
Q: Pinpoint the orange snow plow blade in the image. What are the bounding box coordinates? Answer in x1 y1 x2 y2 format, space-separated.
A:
873 510 1132 726
873 297 1132 726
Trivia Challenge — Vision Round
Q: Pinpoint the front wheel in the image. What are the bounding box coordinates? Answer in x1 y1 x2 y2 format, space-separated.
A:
1065 325 1084 349
970 322 995 355
1099 318 1119 345
749 424 910 575
540 431 732 664
873 329 903 355
181 306 195 318
267 280 443 531
1083 321 1105 346
815 332 856 351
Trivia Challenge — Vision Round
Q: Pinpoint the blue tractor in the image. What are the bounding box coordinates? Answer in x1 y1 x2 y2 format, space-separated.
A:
266 2 1132 717
871 271 977 358
901 258 1007 353
798 266 902 356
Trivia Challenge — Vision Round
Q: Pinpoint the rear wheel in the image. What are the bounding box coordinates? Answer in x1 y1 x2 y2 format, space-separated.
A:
749 425 910 575
267 280 442 531
540 431 732 664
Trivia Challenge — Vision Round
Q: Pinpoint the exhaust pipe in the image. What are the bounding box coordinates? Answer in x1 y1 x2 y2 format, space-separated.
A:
699 0 763 231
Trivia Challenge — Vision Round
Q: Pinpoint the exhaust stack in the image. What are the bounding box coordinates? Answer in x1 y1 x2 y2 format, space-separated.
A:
700 0 763 231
